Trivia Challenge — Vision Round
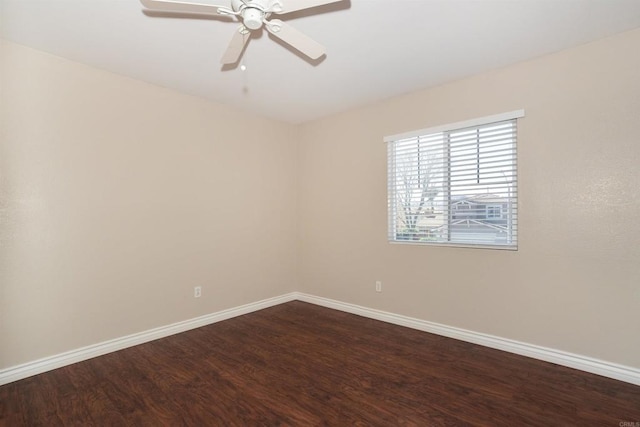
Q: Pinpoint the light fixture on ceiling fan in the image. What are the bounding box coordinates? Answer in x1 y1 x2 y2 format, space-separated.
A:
140 0 346 66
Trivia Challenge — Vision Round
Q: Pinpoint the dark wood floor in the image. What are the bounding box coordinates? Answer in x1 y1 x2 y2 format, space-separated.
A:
1 301 639 426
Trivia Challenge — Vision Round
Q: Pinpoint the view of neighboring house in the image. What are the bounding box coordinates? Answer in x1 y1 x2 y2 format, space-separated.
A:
404 194 514 245
449 194 514 244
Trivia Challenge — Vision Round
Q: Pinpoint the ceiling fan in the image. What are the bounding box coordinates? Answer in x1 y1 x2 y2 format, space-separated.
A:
140 0 345 65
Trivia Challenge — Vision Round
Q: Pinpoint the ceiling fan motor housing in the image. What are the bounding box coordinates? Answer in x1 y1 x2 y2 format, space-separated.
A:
242 7 265 30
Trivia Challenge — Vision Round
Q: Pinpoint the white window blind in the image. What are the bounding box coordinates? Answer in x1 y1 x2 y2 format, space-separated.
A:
386 111 522 249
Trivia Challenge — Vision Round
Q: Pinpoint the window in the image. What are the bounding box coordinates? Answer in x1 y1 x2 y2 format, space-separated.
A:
385 110 523 249
486 205 502 219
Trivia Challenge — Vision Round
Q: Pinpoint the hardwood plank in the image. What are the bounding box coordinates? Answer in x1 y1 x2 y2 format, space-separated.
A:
1 301 638 426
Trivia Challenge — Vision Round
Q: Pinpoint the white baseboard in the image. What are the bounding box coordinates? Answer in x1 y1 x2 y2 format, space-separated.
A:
2 292 639 387
0 293 297 386
294 292 640 386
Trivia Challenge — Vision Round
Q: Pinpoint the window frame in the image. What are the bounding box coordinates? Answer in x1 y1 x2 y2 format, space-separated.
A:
385 110 524 250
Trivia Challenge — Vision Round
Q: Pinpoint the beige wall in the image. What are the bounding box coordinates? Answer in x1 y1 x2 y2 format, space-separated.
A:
0 41 298 369
298 28 640 368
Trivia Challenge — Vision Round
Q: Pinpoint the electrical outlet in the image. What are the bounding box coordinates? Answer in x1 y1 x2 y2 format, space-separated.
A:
375 281 382 292
194 286 202 298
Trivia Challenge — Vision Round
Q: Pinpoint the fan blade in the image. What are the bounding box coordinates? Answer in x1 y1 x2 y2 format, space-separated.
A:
140 0 227 15
221 27 251 64
265 19 325 59
277 0 343 14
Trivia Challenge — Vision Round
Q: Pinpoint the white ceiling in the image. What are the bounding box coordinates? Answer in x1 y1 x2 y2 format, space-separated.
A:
2 0 640 124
